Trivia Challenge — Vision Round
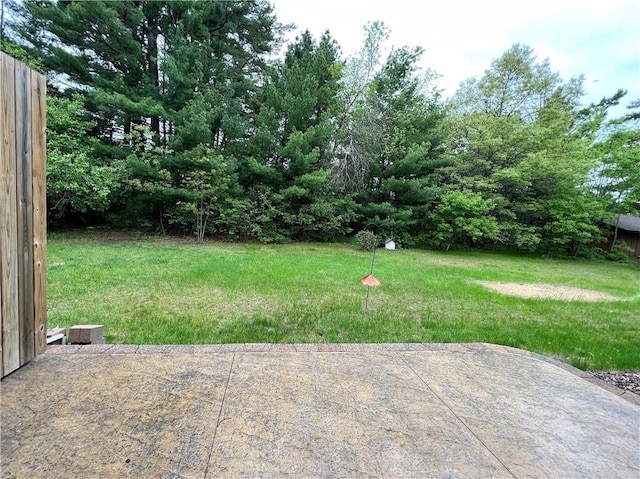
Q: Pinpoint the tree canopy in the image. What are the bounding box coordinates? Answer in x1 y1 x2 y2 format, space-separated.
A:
3 2 637 256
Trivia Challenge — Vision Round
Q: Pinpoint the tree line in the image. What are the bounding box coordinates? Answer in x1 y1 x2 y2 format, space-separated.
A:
3 0 638 256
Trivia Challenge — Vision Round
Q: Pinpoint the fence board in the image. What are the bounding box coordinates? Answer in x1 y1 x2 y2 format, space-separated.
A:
1 53 21 376
32 71 47 355
1 52 47 376
16 61 35 364
0 55 4 374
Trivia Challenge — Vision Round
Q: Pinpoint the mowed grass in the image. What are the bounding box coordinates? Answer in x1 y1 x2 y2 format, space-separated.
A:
47 233 640 370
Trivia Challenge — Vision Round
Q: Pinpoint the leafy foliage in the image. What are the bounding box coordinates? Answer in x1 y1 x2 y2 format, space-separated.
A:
443 44 616 255
592 100 640 215
3 5 635 254
430 191 498 250
354 230 378 251
47 95 125 221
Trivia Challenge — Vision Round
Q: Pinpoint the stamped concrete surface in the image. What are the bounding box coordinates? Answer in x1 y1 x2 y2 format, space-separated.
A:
1 343 638 479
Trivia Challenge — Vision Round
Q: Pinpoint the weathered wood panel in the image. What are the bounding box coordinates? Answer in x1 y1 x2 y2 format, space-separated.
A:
16 61 35 364
32 71 47 355
0 52 47 377
1 53 20 377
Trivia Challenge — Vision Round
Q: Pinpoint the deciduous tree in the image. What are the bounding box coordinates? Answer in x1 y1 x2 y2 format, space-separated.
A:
445 44 613 255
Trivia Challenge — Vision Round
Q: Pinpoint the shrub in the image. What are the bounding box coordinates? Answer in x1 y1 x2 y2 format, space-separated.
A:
355 230 378 251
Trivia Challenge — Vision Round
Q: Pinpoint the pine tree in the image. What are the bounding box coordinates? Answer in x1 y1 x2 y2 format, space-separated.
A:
345 40 447 244
9 0 281 233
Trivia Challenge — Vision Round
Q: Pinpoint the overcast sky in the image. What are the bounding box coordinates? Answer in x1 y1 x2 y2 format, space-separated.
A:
272 0 639 117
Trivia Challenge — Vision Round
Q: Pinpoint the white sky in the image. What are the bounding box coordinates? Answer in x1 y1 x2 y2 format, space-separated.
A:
272 0 640 117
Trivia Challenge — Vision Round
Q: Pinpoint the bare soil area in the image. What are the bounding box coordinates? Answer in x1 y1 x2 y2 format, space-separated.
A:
478 281 619 301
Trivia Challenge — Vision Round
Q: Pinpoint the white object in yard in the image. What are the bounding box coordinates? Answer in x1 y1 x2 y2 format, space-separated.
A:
46 326 67 345
384 239 396 250
46 333 66 345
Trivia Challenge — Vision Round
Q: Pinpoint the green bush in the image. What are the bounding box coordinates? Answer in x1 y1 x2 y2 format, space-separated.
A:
355 230 378 251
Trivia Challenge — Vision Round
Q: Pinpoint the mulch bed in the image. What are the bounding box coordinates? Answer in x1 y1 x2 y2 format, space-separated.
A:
591 371 640 396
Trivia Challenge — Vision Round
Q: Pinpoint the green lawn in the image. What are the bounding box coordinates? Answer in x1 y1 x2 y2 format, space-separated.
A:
47 232 640 371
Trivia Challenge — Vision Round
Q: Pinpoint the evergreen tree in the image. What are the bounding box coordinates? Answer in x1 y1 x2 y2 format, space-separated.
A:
239 30 357 241
10 0 165 141
9 0 281 234
336 25 447 245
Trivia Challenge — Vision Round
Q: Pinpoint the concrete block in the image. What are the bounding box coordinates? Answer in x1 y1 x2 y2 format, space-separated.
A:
68 325 105 345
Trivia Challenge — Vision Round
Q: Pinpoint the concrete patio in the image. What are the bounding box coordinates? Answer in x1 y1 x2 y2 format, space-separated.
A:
1 343 639 478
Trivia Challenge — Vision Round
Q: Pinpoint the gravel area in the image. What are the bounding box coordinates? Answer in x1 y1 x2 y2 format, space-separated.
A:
592 371 640 396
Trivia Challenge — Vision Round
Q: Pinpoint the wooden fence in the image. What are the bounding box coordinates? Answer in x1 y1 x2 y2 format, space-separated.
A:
1 52 47 378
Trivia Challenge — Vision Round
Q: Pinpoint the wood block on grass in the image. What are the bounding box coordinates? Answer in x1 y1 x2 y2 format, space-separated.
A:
68 325 105 345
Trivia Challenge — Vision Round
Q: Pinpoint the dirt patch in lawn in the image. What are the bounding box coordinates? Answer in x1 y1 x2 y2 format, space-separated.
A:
478 281 619 301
